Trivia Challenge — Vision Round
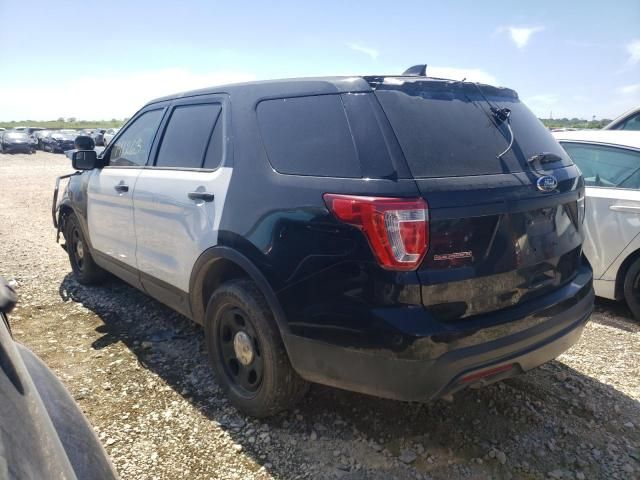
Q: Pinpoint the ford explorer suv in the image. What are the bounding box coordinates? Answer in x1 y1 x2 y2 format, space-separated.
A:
53 66 594 417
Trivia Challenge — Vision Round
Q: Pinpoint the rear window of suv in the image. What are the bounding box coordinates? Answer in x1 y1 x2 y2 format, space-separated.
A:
374 80 572 178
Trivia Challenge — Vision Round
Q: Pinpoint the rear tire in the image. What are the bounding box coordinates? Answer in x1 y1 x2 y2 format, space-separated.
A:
64 214 106 285
623 258 640 321
204 279 309 417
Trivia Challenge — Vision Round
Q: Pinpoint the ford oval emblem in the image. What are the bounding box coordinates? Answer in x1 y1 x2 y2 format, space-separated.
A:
537 175 558 192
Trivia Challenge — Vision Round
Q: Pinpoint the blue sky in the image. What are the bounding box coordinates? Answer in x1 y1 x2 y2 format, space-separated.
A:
1 0 638 120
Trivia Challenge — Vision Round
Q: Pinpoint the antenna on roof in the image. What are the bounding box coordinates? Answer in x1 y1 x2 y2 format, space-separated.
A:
402 64 427 76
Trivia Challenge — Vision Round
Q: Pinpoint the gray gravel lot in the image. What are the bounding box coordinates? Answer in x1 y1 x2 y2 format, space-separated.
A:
1 151 639 480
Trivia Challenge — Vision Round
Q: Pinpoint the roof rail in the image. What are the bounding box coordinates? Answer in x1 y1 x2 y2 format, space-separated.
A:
402 64 427 76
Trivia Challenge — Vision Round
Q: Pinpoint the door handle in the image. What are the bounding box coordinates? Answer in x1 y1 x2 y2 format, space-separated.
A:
114 184 129 193
188 191 215 202
609 205 640 214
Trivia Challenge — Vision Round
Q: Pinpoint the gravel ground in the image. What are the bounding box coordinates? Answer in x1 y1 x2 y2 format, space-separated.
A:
1 151 639 480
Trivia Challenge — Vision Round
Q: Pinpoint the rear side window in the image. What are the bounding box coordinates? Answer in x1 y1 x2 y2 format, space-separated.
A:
155 103 222 169
375 81 572 178
617 113 640 131
257 95 361 177
203 115 224 170
560 142 640 189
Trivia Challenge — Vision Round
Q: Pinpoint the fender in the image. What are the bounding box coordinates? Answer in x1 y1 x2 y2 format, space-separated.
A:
52 172 78 242
55 198 96 251
53 172 94 251
189 246 290 336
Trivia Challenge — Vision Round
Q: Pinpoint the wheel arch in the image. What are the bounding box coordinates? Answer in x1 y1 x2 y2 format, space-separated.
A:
57 202 95 251
189 246 290 336
57 202 74 233
615 248 640 300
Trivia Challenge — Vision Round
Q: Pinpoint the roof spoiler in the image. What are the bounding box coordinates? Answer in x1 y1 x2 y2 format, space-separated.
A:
402 64 427 76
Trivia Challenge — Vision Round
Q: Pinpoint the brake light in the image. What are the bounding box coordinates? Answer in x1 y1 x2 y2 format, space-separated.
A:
323 194 429 271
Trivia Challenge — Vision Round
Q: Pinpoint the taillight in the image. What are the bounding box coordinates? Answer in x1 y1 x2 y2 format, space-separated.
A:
323 194 429 271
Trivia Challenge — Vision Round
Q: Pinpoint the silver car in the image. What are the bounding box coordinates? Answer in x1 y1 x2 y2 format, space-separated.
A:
103 128 120 146
553 130 640 319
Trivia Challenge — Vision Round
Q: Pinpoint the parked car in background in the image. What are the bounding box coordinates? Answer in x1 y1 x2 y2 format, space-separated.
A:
103 128 119 146
42 131 77 153
54 69 593 417
604 106 640 131
34 129 51 150
13 126 45 135
553 130 640 319
92 128 107 146
0 131 35 153
0 277 118 480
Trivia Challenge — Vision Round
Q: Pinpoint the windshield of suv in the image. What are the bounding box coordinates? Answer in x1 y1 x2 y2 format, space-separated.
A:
374 79 572 178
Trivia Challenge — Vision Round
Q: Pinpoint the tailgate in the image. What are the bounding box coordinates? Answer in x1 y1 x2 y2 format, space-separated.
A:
415 168 584 320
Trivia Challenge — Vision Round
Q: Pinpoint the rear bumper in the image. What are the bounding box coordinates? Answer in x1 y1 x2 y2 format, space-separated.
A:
284 265 593 401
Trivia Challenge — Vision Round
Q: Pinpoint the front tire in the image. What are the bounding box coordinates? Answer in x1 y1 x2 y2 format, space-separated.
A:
64 214 106 285
623 258 640 321
204 279 309 417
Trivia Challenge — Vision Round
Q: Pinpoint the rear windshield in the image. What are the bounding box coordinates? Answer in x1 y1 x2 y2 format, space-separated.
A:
375 80 572 178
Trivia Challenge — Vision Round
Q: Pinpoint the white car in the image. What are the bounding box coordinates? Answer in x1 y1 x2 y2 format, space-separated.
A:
102 128 120 146
603 106 640 131
553 130 640 319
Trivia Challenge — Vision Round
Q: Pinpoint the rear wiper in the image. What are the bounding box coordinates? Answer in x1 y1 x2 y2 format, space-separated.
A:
528 152 563 164
466 83 514 159
492 107 514 159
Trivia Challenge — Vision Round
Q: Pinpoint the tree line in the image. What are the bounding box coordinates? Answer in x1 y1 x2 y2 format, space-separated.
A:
1 117 611 131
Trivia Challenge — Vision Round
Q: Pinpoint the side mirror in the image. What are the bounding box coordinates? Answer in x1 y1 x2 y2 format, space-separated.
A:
72 150 99 170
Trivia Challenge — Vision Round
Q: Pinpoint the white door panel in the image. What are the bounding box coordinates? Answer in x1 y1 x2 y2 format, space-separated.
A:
87 168 142 268
133 167 232 292
583 186 640 279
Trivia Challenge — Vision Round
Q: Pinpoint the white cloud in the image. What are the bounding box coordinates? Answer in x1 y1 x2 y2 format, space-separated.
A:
346 42 379 60
619 84 640 95
497 26 545 49
427 66 497 85
0 68 255 121
626 39 640 65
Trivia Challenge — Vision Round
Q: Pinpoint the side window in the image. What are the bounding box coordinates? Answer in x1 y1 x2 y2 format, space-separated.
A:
257 95 361 177
620 113 640 131
108 110 163 167
561 142 640 189
155 103 222 169
203 113 224 170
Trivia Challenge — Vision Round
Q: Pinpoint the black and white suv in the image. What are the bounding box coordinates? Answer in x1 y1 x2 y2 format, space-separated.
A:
53 66 594 417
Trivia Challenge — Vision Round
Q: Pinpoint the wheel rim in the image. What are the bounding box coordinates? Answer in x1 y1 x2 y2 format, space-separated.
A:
71 227 85 272
217 306 264 394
